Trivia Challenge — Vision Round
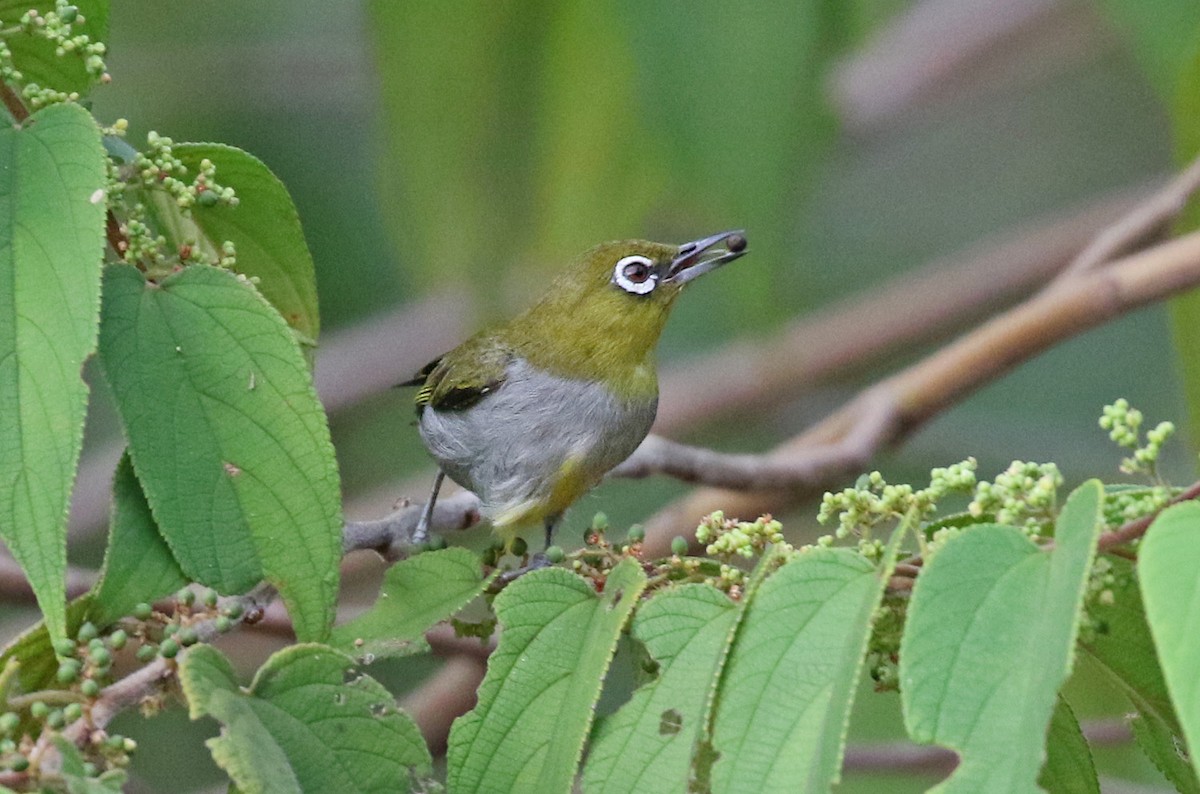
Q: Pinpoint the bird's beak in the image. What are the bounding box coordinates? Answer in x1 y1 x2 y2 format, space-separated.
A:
666 230 748 284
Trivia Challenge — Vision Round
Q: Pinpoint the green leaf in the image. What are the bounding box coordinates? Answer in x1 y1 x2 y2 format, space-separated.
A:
1038 698 1099 794
330 548 490 661
53 736 127 792
1138 501 1200 783
708 529 903 793
97 263 341 641
448 559 647 794
0 102 106 641
180 643 430 794
0 596 92 697
1082 555 1199 791
583 584 739 794
900 480 1104 793
0 0 108 98
172 143 320 344
1131 705 1200 793
86 453 188 627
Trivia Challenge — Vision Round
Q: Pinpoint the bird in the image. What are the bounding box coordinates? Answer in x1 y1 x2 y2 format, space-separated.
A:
402 230 748 553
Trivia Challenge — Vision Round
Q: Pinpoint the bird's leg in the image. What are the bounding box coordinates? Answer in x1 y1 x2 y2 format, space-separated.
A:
411 469 445 546
543 513 560 551
486 515 560 594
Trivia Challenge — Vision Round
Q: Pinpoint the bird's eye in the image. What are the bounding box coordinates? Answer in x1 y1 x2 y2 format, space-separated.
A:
613 255 657 295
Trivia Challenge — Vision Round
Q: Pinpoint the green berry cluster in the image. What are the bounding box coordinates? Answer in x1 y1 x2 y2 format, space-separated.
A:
0 2 110 112
1078 556 1132 643
0 616 144 781
818 459 977 539
1099 399 1174 478
19 3 108 80
107 132 239 273
695 511 788 559
133 133 238 211
968 460 1062 535
1103 485 1172 526
865 595 906 692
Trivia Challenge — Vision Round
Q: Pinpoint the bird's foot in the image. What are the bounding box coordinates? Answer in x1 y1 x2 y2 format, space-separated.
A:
486 553 553 594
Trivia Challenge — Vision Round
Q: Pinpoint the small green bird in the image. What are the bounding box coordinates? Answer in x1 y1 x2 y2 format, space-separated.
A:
404 230 748 551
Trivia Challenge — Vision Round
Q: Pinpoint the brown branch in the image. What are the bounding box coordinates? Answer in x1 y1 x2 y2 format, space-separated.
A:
840 718 1130 774
639 229 1200 554
0 81 28 122
400 656 486 756
1097 479 1200 552
654 183 1151 435
829 0 1096 134
1057 151 1200 280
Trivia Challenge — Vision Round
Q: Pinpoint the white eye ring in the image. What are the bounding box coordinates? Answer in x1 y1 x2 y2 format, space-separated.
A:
613 255 657 295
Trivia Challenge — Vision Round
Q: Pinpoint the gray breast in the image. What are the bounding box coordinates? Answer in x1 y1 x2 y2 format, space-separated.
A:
418 358 656 523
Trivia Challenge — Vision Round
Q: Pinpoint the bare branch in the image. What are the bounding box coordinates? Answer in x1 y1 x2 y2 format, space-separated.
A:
400 656 486 755
840 719 1129 774
1058 150 1200 280
653 183 1151 435
639 229 1200 552
614 391 898 490
829 0 1096 133
343 490 482 559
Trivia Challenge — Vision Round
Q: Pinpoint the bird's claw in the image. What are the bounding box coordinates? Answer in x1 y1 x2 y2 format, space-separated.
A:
487 553 553 594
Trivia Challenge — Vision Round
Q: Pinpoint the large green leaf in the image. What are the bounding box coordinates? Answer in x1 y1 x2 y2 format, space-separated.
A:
329 548 490 662
583 584 740 794
447 559 647 794
97 263 341 641
0 0 108 98
172 143 320 344
1082 555 1198 791
0 102 106 641
86 453 188 627
708 531 902 793
180 644 430 794
1139 501 1200 783
900 480 1104 793
1037 698 1099 794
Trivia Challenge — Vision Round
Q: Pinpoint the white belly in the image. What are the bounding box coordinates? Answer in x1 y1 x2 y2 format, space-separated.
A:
417 358 656 526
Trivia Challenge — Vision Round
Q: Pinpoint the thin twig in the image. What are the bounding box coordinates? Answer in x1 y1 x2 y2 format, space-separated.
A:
0 81 28 122
1057 151 1200 280
839 718 1130 774
1096 479 1200 552
343 490 482 559
640 228 1200 553
654 183 1151 435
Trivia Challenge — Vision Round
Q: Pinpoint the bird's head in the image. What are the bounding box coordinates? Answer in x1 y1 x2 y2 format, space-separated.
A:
511 231 748 391
579 230 748 308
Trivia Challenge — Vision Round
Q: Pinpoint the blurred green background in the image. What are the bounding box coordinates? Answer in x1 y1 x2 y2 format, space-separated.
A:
2 0 1198 790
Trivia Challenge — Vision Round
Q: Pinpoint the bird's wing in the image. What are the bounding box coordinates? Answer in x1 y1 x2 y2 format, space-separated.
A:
403 335 513 413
